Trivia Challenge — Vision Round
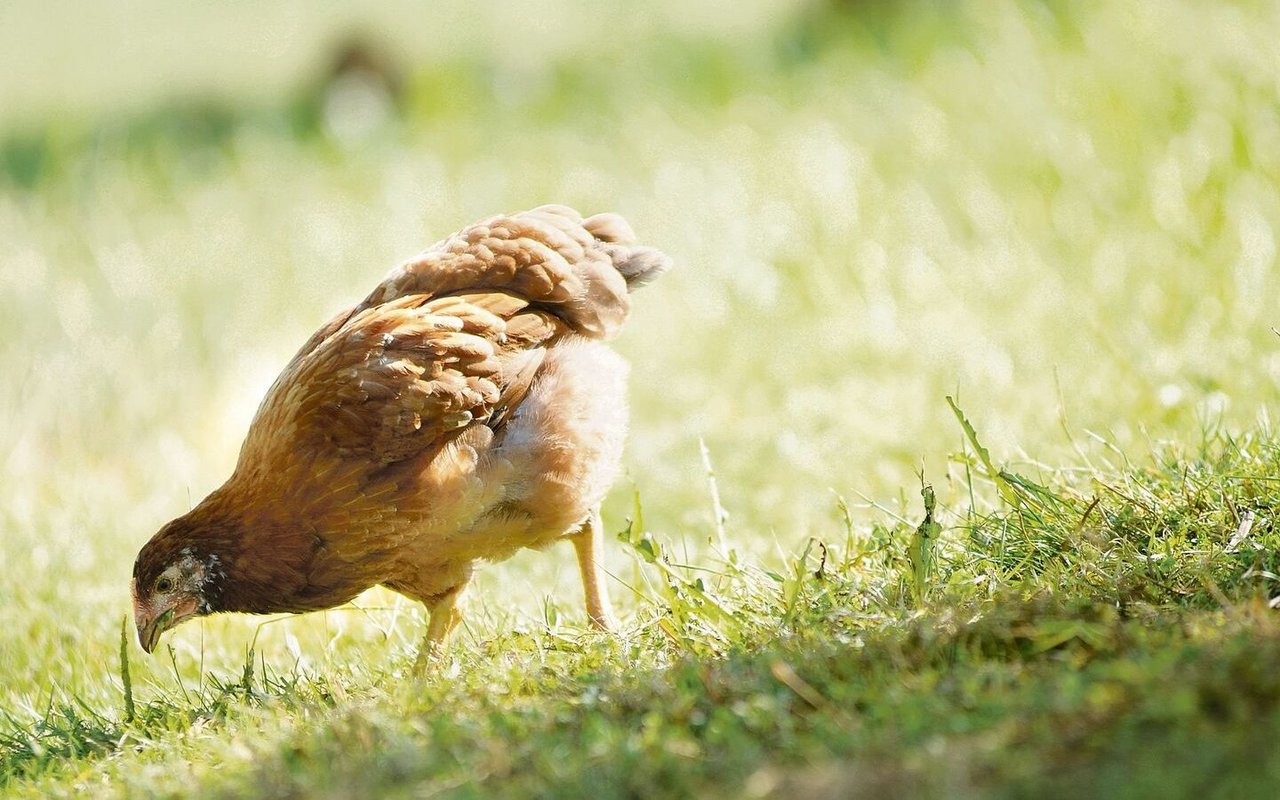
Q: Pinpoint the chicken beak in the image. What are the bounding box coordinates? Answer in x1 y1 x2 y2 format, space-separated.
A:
136 606 175 654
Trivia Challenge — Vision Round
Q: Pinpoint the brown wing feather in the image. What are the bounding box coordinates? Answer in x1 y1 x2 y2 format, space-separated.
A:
241 295 504 473
267 206 669 386
354 205 666 339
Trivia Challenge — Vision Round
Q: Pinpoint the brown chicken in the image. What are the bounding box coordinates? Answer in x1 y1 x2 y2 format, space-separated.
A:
131 205 670 658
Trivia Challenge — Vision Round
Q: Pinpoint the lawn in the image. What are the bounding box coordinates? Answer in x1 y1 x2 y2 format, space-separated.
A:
2 0 1280 796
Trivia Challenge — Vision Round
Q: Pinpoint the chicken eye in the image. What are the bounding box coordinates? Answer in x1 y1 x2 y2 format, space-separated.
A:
155 577 174 593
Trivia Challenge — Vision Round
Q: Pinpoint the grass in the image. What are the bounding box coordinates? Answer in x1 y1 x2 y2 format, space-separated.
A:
7 420 1280 797
2 0 1280 796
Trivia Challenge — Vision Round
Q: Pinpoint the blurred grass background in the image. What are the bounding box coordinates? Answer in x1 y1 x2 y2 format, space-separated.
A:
2 0 1279 791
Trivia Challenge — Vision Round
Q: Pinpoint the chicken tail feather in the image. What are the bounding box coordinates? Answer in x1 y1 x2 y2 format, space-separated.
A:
607 245 672 290
582 212 673 290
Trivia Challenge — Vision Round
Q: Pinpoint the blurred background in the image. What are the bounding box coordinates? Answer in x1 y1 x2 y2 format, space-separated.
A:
2 0 1279 692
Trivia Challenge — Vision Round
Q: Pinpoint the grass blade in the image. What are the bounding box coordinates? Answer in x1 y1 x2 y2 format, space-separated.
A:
119 617 135 724
947 395 1019 507
909 483 941 605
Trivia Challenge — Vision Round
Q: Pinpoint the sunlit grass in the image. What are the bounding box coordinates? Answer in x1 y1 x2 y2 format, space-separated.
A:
2 0 1280 796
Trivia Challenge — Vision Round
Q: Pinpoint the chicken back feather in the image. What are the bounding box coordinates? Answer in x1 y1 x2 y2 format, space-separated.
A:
131 205 670 657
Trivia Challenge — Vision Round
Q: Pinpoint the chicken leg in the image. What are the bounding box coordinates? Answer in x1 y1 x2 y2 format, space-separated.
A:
570 509 617 631
414 583 466 670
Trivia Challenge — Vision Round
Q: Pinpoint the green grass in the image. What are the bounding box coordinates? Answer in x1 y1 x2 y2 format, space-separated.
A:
3 0 1280 796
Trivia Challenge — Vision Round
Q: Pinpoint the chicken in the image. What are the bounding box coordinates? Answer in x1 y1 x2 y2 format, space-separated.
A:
131 205 670 658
